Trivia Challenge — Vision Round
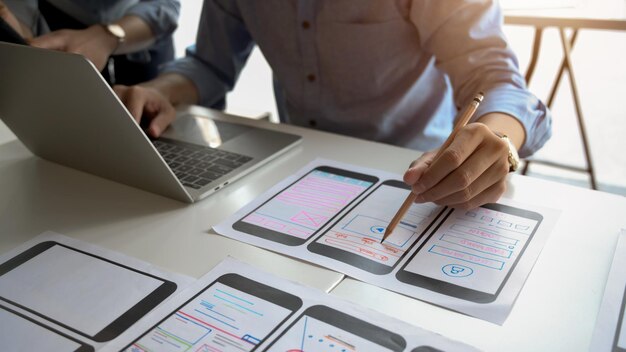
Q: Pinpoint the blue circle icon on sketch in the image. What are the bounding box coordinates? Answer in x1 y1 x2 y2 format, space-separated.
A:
442 264 473 277
370 226 386 234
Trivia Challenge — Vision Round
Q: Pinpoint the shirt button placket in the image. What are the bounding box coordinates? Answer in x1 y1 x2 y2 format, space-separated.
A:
297 1 320 128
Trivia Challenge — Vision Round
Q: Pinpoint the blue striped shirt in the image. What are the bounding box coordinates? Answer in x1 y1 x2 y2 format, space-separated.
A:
164 0 551 157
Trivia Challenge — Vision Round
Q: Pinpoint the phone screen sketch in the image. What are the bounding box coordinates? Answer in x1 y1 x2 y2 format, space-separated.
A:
0 304 93 352
233 166 378 246
0 241 177 342
127 274 302 352
397 203 543 303
308 180 444 274
614 285 626 351
264 305 406 352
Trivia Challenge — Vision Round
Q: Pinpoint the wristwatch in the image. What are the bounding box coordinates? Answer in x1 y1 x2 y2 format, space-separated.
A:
102 23 126 48
494 132 520 172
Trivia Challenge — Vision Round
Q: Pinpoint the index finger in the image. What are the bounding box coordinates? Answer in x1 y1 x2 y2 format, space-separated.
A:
147 103 176 138
412 126 482 195
29 31 68 50
115 86 146 123
403 151 435 185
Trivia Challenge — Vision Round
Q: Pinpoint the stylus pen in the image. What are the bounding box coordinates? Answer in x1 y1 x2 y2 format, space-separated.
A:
382 92 484 243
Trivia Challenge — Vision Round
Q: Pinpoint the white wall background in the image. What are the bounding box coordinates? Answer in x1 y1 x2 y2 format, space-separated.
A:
173 0 277 120
1 0 625 193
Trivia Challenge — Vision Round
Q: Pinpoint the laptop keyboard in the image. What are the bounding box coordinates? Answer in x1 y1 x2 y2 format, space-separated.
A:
152 138 253 190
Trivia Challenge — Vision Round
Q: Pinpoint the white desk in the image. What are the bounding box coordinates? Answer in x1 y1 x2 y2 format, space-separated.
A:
331 175 626 351
1 108 625 351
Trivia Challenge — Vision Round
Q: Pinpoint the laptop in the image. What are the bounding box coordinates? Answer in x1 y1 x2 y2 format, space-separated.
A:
0 42 301 203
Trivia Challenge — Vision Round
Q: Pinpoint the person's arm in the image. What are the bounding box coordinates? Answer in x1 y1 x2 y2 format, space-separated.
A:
124 0 180 42
113 73 198 137
29 0 180 71
403 0 552 210
0 0 34 39
114 0 255 137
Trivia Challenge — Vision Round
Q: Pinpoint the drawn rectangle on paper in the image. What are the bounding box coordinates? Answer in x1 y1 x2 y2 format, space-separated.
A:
616 285 626 350
397 203 543 303
428 245 506 270
590 231 626 352
0 241 177 342
448 224 518 246
0 304 93 352
233 166 378 246
265 305 405 352
439 234 513 258
308 180 444 275
126 274 302 352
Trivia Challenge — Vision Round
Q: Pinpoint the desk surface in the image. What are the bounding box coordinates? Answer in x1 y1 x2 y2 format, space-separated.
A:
1 108 625 352
504 0 626 30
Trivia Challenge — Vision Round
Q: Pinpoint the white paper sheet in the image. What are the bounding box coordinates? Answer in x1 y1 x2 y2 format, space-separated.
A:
0 232 193 351
590 230 626 352
213 159 560 324
0 305 87 352
109 257 478 352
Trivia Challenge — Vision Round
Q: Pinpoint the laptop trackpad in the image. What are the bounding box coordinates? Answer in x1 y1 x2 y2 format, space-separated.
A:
160 114 252 148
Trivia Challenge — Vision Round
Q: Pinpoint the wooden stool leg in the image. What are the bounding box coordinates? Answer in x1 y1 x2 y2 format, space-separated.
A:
525 27 544 84
547 30 579 108
558 28 598 190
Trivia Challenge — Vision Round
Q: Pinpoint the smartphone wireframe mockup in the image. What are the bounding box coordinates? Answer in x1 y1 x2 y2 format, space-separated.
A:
0 304 94 352
264 305 406 351
614 285 626 352
308 180 445 274
233 166 378 246
396 203 543 303
0 241 177 342
126 273 303 352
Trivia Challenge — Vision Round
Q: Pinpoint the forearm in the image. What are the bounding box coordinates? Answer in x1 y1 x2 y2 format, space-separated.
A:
477 112 526 149
111 15 155 54
141 73 200 107
0 0 34 39
80 14 155 61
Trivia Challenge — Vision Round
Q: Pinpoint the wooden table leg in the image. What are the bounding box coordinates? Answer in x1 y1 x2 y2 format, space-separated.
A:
547 30 578 107
557 27 598 189
525 26 544 84
521 26 598 190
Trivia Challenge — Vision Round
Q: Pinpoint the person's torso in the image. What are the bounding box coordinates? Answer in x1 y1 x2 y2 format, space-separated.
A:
235 0 456 151
45 0 138 25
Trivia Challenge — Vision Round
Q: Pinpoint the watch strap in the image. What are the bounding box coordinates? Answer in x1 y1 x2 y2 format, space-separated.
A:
494 132 520 172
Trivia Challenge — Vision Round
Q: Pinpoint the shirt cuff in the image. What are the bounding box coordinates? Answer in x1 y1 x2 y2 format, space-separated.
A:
126 1 180 40
472 86 553 158
161 49 231 108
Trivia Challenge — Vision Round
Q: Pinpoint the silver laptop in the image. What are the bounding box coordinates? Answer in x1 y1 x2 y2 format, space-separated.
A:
0 43 301 203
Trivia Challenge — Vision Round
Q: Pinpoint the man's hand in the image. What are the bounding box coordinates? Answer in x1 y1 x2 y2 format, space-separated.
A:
113 85 177 138
404 123 511 210
30 25 118 71
113 74 199 137
0 0 33 39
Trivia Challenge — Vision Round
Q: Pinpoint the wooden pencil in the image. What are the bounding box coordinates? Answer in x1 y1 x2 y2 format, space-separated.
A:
381 92 484 243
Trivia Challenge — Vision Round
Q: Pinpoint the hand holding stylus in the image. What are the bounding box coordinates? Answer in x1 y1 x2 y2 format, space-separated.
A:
383 93 517 242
